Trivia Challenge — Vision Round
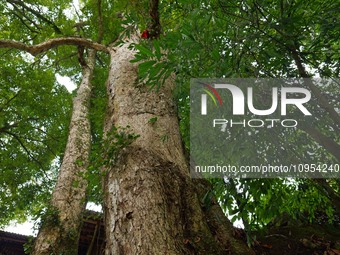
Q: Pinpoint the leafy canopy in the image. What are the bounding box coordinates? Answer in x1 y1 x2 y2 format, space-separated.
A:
0 0 339 232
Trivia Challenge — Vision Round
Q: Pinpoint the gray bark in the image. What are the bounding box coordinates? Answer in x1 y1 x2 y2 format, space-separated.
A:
103 40 254 255
32 50 96 255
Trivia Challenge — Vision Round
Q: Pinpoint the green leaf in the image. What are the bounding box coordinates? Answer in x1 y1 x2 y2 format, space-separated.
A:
148 117 158 124
153 40 162 60
138 60 157 76
134 44 154 57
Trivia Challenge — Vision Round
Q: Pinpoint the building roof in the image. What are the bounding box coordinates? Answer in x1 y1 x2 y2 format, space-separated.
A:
0 230 29 255
0 210 105 255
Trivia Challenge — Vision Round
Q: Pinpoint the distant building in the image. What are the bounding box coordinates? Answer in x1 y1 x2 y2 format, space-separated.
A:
0 210 104 255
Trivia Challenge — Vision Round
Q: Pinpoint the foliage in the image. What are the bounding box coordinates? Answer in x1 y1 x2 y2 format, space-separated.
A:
0 50 71 226
0 0 339 239
0 0 119 225
131 0 339 232
84 54 109 203
101 126 140 167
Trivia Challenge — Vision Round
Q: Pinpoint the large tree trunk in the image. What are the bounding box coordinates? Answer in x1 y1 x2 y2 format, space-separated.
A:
32 50 96 255
103 40 254 255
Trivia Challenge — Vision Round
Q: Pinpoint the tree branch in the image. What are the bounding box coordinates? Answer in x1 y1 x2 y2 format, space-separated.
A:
0 37 109 55
97 0 103 43
290 49 340 129
218 1 340 130
148 0 161 39
10 9 39 34
6 0 62 34
0 90 21 112
4 130 45 169
0 117 39 133
314 179 340 215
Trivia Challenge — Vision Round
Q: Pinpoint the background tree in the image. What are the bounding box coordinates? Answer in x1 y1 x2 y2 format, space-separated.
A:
0 51 71 226
1 0 108 254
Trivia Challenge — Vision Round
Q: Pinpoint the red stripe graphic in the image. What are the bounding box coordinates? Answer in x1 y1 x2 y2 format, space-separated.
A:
202 83 223 105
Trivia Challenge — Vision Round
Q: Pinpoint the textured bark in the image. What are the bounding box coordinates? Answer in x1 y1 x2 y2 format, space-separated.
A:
103 40 254 255
31 50 96 255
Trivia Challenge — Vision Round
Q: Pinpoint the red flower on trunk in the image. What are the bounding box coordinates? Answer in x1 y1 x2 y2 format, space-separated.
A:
141 29 149 39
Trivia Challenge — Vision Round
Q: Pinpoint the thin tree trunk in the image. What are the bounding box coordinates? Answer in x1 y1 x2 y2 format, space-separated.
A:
32 50 96 255
103 41 254 255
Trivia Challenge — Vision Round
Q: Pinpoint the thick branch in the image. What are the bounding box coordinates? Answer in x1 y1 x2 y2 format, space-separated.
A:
0 37 109 55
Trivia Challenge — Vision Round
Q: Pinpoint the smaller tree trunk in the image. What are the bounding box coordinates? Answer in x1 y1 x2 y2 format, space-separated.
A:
32 50 96 255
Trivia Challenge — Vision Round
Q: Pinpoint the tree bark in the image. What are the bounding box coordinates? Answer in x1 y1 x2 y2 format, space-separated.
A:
0 38 108 56
31 50 96 255
103 40 254 255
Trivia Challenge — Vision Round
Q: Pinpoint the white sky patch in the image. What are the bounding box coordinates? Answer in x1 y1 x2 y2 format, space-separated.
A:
4 219 36 236
86 202 102 212
56 74 77 92
63 0 82 20
20 52 35 62
232 218 244 229
3 203 102 236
